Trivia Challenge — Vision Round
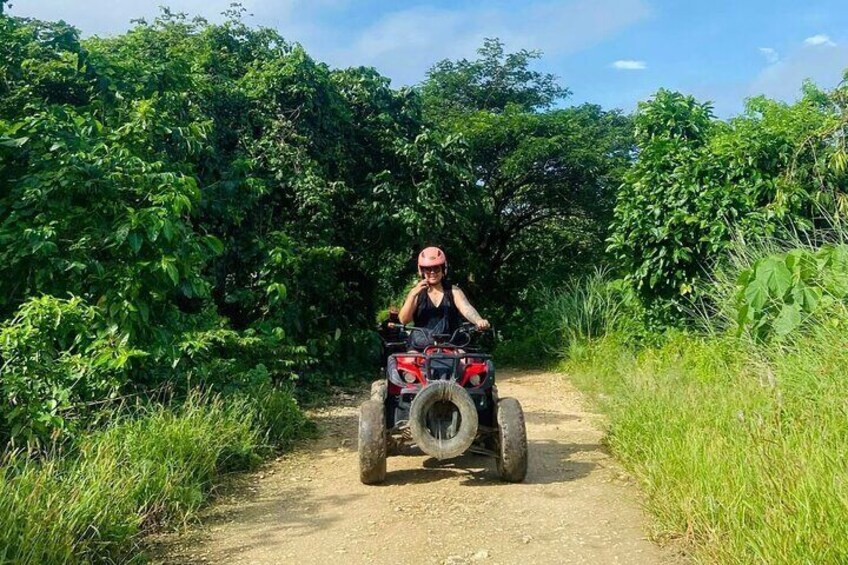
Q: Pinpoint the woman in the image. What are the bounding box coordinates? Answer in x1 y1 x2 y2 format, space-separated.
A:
398 246 490 335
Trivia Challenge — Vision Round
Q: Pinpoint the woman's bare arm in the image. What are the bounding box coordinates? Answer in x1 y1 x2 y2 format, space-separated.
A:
452 287 489 329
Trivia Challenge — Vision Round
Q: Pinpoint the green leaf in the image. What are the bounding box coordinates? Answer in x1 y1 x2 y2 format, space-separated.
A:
802 286 821 312
166 264 179 285
137 301 149 323
205 235 224 255
791 284 821 312
736 303 751 329
772 303 802 337
785 249 817 283
161 220 175 242
266 282 287 304
0 136 29 148
755 257 792 297
744 279 768 311
160 258 179 285
127 233 143 253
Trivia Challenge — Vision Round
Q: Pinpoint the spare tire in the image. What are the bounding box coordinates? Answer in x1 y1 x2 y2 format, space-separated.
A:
409 381 478 460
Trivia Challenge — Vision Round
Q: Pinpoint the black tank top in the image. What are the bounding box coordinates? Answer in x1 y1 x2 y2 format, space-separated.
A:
413 284 461 335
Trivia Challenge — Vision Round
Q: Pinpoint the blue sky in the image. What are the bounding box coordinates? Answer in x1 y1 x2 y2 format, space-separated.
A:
9 0 848 116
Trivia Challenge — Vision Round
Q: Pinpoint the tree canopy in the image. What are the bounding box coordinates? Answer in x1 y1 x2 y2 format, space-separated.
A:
420 40 632 317
0 11 631 447
608 81 848 320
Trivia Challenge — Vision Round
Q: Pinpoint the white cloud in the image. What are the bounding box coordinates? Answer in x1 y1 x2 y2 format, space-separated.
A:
758 47 779 64
611 59 647 70
9 0 652 89
804 34 836 47
323 0 652 86
693 36 846 118
749 42 847 102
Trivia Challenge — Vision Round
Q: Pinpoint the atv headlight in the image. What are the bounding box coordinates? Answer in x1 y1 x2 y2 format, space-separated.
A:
387 357 403 386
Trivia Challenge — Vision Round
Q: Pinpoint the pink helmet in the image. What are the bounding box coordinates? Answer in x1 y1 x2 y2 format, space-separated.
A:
418 246 447 273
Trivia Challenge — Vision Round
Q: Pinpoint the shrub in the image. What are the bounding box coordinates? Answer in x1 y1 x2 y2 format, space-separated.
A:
0 296 144 449
608 87 846 324
734 244 848 341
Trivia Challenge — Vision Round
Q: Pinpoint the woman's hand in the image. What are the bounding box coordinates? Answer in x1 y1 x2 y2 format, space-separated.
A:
408 279 428 296
476 319 491 331
399 279 427 324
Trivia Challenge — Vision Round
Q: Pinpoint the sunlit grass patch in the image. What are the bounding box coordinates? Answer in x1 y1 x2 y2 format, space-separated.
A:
566 331 848 563
0 387 310 564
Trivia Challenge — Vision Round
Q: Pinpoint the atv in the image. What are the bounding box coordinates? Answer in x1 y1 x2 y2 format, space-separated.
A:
359 322 528 484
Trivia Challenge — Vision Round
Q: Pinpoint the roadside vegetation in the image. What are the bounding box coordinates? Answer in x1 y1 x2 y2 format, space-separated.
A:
567 328 848 563
523 80 848 562
2 0 847 562
0 388 310 564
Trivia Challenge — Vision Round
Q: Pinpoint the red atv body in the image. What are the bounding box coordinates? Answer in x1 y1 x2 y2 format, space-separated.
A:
358 323 528 484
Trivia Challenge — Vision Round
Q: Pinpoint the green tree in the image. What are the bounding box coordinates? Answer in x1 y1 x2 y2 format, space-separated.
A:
422 38 568 115
420 40 632 318
0 6 477 442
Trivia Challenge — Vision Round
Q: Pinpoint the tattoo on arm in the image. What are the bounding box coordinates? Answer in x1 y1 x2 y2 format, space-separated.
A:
454 289 483 324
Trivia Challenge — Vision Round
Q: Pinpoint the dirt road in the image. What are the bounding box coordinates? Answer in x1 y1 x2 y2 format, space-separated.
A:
157 370 677 564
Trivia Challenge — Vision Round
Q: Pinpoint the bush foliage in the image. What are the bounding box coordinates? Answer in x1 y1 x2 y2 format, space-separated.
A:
608 82 848 321
734 244 848 341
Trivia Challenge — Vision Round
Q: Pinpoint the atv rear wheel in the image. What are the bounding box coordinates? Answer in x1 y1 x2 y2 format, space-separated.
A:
358 399 387 484
496 397 528 482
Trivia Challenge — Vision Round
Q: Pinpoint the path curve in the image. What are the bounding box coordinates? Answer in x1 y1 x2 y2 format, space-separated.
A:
157 370 677 564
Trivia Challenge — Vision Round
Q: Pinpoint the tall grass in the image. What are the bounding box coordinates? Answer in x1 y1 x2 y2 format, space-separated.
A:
538 269 628 346
551 234 848 563
566 330 848 563
496 269 631 366
0 386 310 564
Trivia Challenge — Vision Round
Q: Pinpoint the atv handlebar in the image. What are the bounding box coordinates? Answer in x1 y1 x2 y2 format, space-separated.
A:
387 321 489 333
387 322 490 347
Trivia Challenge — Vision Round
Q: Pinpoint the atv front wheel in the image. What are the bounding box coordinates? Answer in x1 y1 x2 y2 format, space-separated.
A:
370 379 387 401
358 399 387 484
496 397 528 482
